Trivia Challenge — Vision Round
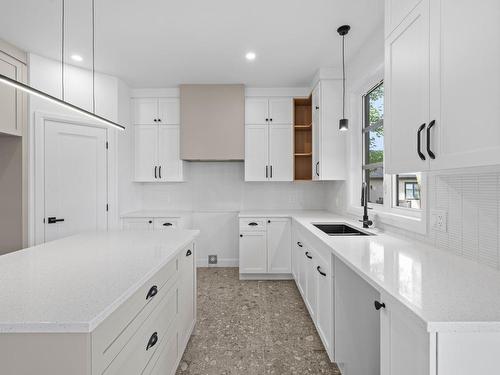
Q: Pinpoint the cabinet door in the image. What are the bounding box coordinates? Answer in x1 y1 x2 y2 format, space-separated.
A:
297 243 308 296
133 98 158 125
268 97 292 125
385 0 430 174
292 235 303 280
239 231 267 273
429 0 500 170
179 245 196 350
305 248 317 320
158 98 180 125
380 292 430 375
269 125 293 181
244 125 269 181
158 125 183 181
267 218 291 274
122 218 154 231
245 98 269 124
315 255 333 357
311 84 321 180
0 52 25 136
134 125 158 182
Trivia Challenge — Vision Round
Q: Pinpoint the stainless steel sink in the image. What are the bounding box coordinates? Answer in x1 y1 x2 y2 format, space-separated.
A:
313 223 373 236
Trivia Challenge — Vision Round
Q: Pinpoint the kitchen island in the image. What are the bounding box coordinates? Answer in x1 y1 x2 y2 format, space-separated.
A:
0 229 199 375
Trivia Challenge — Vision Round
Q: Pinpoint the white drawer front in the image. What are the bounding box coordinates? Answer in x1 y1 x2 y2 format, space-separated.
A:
153 218 179 230
239 218 267 231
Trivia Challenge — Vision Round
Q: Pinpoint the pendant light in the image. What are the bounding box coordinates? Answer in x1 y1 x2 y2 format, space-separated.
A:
337 24 350 132
0 0 125 131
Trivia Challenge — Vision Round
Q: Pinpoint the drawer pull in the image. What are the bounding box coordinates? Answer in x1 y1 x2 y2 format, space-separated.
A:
186 249 192 257
146 285 158 300
162 222 173 226
305 251 312 259
297 241 303 247
374 301 386 310
317 266 326 277
146 332 158 351
248 222 258 226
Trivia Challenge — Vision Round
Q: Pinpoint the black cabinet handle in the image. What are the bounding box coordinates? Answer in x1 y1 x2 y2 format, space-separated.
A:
154 119 157 122
186 249 192 257
146 285 158 300
154 166 158 179
426 120 436 159
146 332 158 350
248 222 258 226
158 166 162 179
240 234 243 237
47 217 65 224
374 300 386 310
297 241 303 247
305 251 312 259
158 118 161 122
267 220 271 224
315 161 319 176
148 220 153 224
317 266 326 277
270 118 273 122
270 165 273 178
265 118 269 122
417 123 426 161
315 106 319 110
266 165 268 178
162 222 173 226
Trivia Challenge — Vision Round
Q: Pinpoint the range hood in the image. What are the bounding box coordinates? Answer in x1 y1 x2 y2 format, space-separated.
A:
180 84 244 161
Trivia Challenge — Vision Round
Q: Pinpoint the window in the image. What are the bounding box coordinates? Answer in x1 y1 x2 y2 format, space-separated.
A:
395 173 422 209
362 82 384 205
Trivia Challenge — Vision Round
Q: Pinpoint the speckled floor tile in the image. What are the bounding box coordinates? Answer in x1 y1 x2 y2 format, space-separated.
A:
176 267 340 375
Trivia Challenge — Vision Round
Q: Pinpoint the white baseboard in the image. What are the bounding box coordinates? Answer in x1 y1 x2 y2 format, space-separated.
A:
239 273 294 280
196 258 238 268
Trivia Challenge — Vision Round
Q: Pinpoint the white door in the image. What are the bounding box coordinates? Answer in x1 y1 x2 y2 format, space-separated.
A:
245 98 269 125
267 218 291 273
244 125 269 181
269 125 293 181
429 0 500 170
239 231 267 273
122 218 153 231
134 125 158 182
44 121 107 242
268 97 292 125
316 255 333 356
385 0 430 174
179 245 195 348
158 125 183 181
312 84 321 180
158 98 180 125
133 98 158 125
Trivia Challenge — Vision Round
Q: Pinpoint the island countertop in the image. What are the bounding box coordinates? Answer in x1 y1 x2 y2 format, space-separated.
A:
0 230 199 333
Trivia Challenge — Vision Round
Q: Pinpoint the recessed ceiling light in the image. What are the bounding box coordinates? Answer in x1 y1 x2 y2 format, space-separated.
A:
71 54 83 62
245 52 256 61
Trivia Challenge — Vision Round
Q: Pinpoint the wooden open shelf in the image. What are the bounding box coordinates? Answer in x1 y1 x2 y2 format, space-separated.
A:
293 96 312 181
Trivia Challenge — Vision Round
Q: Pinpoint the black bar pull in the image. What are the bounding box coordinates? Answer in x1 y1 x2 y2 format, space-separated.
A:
146 285 158 300
374 300 386 310
305 251 312 259
146 332 158 350
315 161 319 176
270 165 273 178
154 166 157 179
162 222 173 227
426 120 436 159
248 222 258 226
317 266 326 277
47 217 64 224
266 165 268 178
186 249 192 257
158 166 162 179
297 241 303 247
417 123 426 161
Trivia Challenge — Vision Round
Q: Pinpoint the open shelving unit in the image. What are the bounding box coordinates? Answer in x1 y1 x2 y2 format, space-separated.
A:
293 96 312 180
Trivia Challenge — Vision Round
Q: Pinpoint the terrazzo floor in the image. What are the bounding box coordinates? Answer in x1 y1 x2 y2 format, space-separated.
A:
176 267 341 375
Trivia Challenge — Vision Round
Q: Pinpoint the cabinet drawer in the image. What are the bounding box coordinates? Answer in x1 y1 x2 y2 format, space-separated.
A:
153 218 179 230
143 325 178 375
103 282 178 375
122 217 154 231
92 258 178 374
239 218 266 231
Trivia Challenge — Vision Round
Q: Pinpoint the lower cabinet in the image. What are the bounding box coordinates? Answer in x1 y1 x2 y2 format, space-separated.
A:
178 245 196 351
121 216 188 231
239 217 291 277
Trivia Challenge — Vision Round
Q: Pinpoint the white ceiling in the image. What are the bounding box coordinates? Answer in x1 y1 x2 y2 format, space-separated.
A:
0 0 384 87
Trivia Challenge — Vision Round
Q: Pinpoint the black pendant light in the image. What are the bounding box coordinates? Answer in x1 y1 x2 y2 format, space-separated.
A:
337 24 350 131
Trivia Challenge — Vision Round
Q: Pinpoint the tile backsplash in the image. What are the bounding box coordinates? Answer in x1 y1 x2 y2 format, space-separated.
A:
429 172 500 269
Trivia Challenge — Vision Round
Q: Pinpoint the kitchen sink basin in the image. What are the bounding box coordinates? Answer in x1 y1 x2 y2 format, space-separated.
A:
313 223 373 236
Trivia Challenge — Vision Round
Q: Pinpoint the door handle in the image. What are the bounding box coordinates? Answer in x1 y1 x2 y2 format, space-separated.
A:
186 249 192 257
374 300 386 310
270 165 273 178
417 123 426 161
266 165 268 178
315 162 319 176
426 120 436 159
305 251 312 259
47 217 64 224
146 332 158 350
297 241 303 247
317 266 326 277
158 166 162 179
162 222 173 226
248 222 258 226
146 285 158 300
154 166 158 179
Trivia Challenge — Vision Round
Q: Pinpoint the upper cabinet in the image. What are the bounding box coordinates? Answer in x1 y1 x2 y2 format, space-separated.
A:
245 97 293 181
0 50 26 136
385 0 423 38
385 0 500 173
133 97 185 182
312 81 347 181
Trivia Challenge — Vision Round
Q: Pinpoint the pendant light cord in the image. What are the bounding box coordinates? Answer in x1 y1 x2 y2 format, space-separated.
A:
92 0 96 114
61 0 65 101
342 34 345 119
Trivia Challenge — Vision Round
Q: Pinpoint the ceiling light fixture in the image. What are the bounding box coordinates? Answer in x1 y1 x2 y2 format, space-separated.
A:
337 24 350 132
0 0 124 131
245 52 256 61
71 54 83 62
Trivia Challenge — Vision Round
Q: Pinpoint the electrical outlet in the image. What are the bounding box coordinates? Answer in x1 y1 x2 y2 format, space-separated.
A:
431 210 447 232
208 255 217 266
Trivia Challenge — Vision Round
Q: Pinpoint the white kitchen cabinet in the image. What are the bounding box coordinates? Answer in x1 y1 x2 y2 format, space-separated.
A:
268 125 293 181
385 0 500 173
178 245 196 351
245 98 269 125
267 218 292 274
158 125 184 182
0 51 26 136
311 80 346 180
315 254 333 356
239 217 292 277
244 125 269 181
245 97 292 125
122 215 188 231
296 240 307 296
268 97 293 125
134 97 179 125
158 98 180 125
122 217 154 231
134 125 158 181
304 247 317 321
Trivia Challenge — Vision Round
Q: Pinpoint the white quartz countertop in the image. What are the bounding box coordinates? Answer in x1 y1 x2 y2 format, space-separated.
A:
0 230 199 333
239 210 500 332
